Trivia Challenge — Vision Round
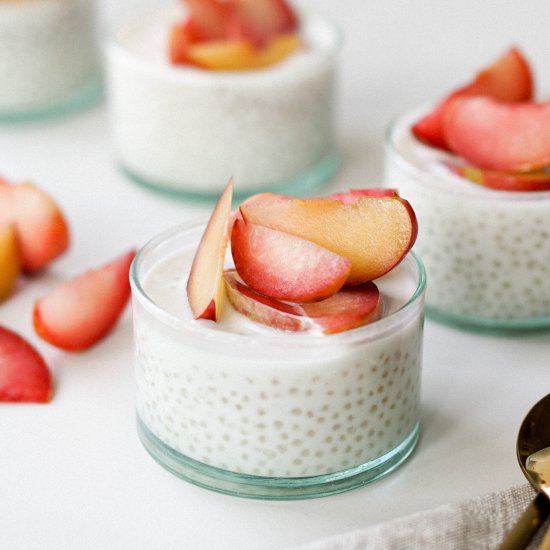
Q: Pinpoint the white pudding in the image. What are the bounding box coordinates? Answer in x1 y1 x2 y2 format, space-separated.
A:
130 221 426 499
0 0 100 120
107 6 340 198
385 108 550 330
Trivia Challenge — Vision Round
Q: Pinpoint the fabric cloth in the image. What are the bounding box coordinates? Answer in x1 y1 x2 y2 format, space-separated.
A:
291 485 549 550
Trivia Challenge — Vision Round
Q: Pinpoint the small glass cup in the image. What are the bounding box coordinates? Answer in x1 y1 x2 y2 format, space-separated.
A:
0 0 101 123
106 7 341 201
384 108 550 332
130 221 427 500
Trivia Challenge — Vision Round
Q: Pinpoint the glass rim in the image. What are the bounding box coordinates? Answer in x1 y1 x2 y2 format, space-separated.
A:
384 105 550 203
107 8 343 85
130 220 427 350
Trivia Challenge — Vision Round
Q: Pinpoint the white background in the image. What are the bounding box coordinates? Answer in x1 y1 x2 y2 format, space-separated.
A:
2 1 550 549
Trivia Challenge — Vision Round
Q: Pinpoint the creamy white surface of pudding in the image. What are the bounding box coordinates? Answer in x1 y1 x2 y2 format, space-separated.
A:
107 7 340 197
131 223 425 481
0 0 99 116
385 108 550 328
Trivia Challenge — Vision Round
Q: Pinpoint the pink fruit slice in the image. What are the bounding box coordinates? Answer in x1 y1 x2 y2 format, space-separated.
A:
0 181 69 273
413 47 533 149
240 195 417 285
231 0 298 46
224 270 311 331
444 96 550 172
231 219 351 302
224 270 381 334
0 325 52 403
302 283 381 334
444 161 550 192
33 250 135 351
187 177 234 320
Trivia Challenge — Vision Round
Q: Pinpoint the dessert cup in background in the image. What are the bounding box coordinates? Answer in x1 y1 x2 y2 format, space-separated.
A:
106 5 341 200
130 221 426 499
385 108 550 332
0 0 101 122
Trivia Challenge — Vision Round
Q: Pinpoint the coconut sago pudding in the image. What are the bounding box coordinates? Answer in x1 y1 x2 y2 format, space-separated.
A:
130 181 426 499
107 0 340 199
384 47 550 331
0 0 100 121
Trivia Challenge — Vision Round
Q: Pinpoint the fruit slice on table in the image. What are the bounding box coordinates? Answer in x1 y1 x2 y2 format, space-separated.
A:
0 325 52 403
231 219 351 302
33 250 136 351
187 177 234 320
413 47 533 149
327 188 398 204
0 181 69 273
0 225 21 302
443 96 550 172
240 195 417 285
444 161 550 192
224 270 381 334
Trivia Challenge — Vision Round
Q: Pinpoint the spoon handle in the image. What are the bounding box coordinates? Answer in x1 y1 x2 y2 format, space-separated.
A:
539 520 550 550
498 492 550 550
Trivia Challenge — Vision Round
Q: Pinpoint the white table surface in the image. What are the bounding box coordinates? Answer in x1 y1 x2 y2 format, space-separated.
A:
2 1 550 549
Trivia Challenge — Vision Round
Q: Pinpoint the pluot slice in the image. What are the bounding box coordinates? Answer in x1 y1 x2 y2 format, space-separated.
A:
33 250 135 351
444 161 550 192
0 325 52 403
183 0 231 41
187 177 234 320
0 180 69 273
0 225 21 302
240 195 417 285
224 270 311 331
224 270 381 334
413 47 533 149
231 0 298 46
231 219 351 302
443 96 550 172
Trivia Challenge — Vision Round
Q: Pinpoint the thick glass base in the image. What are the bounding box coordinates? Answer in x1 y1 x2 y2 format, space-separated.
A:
426 305 550 335
0 76 102 123
137 416 420 500
120 153 339 203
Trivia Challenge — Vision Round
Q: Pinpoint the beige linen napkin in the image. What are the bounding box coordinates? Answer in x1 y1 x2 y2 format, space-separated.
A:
291 485 549 550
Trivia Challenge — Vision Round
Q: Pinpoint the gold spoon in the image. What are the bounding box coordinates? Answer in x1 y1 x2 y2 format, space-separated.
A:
499 393 550 550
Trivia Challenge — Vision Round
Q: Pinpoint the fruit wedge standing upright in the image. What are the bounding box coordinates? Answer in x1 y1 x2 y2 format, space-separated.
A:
187 177 234 320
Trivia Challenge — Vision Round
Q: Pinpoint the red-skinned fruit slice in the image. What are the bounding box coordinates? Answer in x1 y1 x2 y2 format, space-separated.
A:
231 219 351 302
444 161 550 192
413 47 533 149
184 0 231 40
327 188 398 204
187 177 234 320
240 195 418 285
224 270 381 334
0 325 52 403
229 0 298 47
33 250 136 351
443 96 550 172
0 181 69 273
